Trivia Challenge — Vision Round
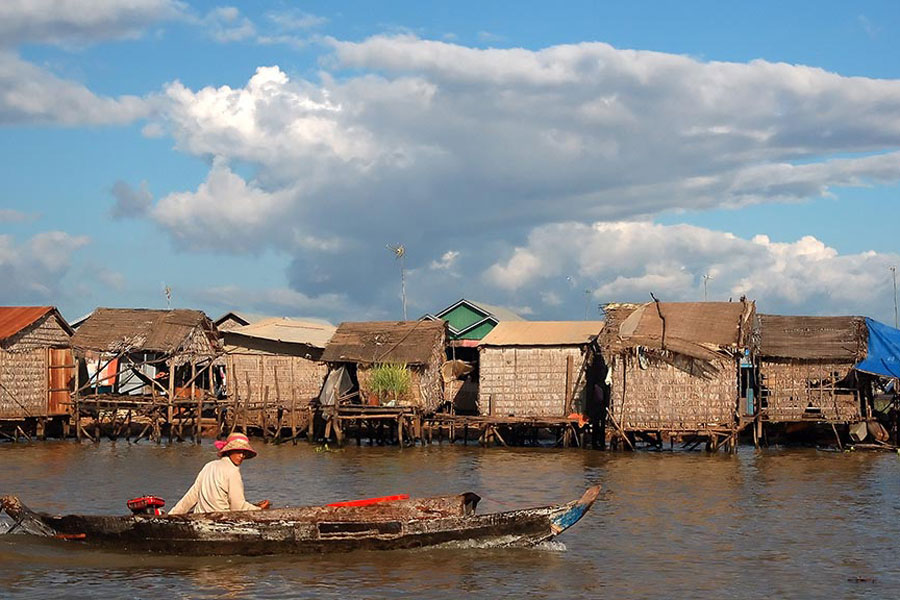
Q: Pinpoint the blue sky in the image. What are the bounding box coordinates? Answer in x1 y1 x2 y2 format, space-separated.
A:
1 1 899 325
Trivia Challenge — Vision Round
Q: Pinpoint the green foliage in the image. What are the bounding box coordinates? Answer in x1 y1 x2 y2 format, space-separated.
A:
369 363 412 405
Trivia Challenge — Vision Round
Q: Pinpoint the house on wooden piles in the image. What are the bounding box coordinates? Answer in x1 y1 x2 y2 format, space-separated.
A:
756 315 868 425
598 300 755 450
222 318 335 435
0 307 74 435
71 308 221 404
319 320 448 413
478 321 605 419
422 299 526 414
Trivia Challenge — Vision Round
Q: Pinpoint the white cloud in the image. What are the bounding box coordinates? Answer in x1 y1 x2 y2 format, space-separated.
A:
265 9 327 31
0 52 151 125
484 221 900 318
188 284 369 323
429 250 460 270
202 6 256 43
151 158 293 252
0 0 185 47
0 231 90 303
138 37 900 319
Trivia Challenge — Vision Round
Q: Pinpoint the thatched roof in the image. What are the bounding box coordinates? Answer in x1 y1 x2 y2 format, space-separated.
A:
757 314 866 361
320 320 446 366
0 306 71 342
600 301 755 361
480 321 604 347
72 308 218 355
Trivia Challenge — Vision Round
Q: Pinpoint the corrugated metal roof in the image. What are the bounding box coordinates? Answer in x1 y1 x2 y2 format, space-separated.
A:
321 320 446 365
758 314 865 360
72 308 217 354
0 306 67 342
225 318 336 348
479 321 604 346
466 300 527 322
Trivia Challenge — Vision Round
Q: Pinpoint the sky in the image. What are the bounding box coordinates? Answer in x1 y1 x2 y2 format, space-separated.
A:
1 0 899 325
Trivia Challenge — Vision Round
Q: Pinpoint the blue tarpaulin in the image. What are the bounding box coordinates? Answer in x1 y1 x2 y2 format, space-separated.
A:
855 318 900 379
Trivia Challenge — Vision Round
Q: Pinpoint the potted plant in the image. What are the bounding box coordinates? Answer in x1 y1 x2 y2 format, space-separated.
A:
369 363 411 407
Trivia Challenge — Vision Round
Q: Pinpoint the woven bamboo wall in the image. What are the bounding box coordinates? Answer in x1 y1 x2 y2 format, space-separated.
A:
2 314 70 352
478 346 587 417
609 352 738 430
228 353 328 407
759 359 860 422
0 348 48 419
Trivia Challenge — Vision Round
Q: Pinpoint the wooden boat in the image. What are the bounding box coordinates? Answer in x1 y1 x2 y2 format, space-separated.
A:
0 486 600 555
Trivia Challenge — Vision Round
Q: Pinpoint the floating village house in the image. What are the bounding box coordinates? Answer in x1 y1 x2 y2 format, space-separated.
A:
223 318 335 435
71 308 221 406
319 320 448 413
598 301 755 449
756 315 868 424
422 299 527 414
0 307 74 430
477 321 605 419
421 299 526 347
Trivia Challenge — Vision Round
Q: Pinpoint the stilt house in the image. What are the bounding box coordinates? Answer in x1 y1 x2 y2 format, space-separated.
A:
477 321 605 418
756 315 867 423
0 307 74 421
599 301 755 441
320 321 447 413
223 318 335 431
71 308 221 401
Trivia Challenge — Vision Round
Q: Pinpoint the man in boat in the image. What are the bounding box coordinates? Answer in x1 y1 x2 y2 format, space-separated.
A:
168 433 270 514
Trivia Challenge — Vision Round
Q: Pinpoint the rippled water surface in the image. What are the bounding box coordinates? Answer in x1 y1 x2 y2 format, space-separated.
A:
1 441 898 599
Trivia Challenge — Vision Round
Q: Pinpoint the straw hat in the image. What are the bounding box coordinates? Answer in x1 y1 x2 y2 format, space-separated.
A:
215 433 257 459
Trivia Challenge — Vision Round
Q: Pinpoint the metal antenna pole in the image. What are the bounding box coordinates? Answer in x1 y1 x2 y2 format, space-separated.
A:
891 266 898 328
702 274 712 302
400 253 407 321
584 289 591 320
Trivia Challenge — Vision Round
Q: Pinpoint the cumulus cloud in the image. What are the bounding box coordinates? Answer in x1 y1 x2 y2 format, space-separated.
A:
0 0 185 47
0 231 90 303
0 52 151 125
151 158 294 252
137 37 900 318
484 221 900 319
110 180 153 219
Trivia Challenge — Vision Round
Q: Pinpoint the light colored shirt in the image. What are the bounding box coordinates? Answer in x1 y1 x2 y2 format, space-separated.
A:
168 456 261 514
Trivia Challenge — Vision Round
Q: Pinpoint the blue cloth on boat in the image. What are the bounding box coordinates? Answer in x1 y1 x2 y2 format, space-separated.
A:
855 318 900 378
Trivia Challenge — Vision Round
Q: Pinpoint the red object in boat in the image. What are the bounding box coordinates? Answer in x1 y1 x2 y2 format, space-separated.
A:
127 496 166 515
327 494 409 508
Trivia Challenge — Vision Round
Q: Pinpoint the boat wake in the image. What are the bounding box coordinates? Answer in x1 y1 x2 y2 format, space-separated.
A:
434 535 567 551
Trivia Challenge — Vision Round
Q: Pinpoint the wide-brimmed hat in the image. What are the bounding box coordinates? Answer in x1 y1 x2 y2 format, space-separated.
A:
215 433 257 459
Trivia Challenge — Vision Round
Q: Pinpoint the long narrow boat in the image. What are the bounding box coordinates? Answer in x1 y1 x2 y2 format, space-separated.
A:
0 486 600 555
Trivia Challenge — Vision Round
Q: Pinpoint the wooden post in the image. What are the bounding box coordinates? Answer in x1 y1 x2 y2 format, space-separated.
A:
244 373 252 435
167 358 175 443
289 360 297 444
564 354 574 415
273 365 282 442
192 359 199 443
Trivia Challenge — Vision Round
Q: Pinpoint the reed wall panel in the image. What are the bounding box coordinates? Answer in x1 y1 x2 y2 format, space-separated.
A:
759 359 860 422
228 354 328 407
2 314 70 352
0 348 48 419
609 352 737 430
478 346 587 417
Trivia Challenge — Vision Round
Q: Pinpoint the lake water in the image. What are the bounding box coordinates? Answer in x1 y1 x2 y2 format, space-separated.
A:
1 441 898 599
